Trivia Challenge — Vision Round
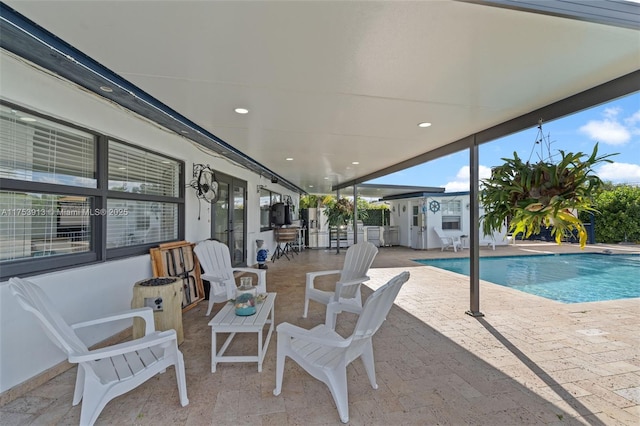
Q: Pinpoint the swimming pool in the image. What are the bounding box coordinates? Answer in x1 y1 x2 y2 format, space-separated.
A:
414 253 640 303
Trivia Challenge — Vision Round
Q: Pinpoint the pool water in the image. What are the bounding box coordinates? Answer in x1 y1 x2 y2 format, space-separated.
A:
414 253 640 303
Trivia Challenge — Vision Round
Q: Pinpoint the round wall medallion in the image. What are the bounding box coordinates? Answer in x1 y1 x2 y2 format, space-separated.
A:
429 200 440 213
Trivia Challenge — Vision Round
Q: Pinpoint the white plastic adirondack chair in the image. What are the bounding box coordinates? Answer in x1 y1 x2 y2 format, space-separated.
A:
194 239 267 316
8 277 188 426
433 226 463 252
274 271 410 423
480 235 496 250
302 241 378 328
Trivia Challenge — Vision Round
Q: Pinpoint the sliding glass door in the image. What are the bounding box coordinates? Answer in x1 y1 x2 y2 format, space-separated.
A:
211 172 246 266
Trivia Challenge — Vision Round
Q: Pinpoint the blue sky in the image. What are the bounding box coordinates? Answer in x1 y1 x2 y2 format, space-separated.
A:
368 92 640 192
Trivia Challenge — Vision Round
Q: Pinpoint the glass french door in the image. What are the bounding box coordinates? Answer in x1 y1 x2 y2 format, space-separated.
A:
211 172 247 266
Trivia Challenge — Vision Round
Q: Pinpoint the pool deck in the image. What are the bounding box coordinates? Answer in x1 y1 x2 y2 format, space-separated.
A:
1 241 639 425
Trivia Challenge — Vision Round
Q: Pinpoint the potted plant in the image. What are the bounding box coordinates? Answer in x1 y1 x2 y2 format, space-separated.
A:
323 197 370 252
324 197 354 227
323 197 369 226
480 143 615 248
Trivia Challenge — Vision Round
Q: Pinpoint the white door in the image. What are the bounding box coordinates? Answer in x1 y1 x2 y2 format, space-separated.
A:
410 204 424 249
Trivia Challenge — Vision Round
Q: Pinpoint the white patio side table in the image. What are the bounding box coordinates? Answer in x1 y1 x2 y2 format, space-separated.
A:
208 292 276 372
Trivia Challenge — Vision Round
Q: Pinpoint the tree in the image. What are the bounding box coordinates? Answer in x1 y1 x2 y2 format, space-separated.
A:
299 195 319 209
585 184 640 243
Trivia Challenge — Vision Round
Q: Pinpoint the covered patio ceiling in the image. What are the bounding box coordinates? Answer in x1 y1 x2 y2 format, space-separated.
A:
1 1 639 197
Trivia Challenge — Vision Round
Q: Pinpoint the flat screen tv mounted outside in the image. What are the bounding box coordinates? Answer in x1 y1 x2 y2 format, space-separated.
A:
271 202 291 226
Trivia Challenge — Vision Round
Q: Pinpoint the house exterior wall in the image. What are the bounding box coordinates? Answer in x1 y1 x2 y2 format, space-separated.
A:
0 52 296 393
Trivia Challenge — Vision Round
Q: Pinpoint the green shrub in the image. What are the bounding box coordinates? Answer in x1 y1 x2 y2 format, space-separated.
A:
584 185 640 243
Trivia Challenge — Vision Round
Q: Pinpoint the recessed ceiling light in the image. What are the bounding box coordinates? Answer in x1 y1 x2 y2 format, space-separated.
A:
418 122 432 128
181 130 189 134
19 117 37 122
234 108 249 114
286 157 293 161
309 185 314 188
324 177 329 180
352 161 359 165
100 86 113 93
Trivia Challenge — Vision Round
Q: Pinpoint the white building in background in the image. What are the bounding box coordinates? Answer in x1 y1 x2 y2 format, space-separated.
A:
381 191 509 250
303 189 510 251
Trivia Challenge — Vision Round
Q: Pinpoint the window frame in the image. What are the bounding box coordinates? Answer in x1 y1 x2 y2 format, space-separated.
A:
440 200 462 230
259 188 281 231
105 138 185 259
0 101 185 279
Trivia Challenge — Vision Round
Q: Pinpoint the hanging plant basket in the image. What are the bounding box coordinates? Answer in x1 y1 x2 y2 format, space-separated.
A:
480 142 615 248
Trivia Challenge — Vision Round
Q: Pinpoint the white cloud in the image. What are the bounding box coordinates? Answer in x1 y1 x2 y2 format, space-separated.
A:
444 165 492 192
579 107 640 146
445 181 470 192
603 107 621 119
579 119 630 145
625 110 640 126
596 162 640 183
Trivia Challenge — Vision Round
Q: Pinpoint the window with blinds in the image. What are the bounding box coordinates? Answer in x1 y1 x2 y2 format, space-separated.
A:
107 140 181 249
0 105 95 264
0 102 184 278
441 200 462 230
0 104 95 187
109 141 179 196
441 200 461 215
0 191 92 261
106 199 178 248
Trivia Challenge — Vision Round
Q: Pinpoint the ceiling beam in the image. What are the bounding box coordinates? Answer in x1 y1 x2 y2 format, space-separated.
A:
458 0 640 30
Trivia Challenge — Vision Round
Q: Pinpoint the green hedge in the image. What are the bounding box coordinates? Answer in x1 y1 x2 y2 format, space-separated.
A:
579 185 640 243
361 209 390 226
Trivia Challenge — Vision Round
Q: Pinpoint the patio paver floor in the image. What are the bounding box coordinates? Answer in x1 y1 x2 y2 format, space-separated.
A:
1 241 638 425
